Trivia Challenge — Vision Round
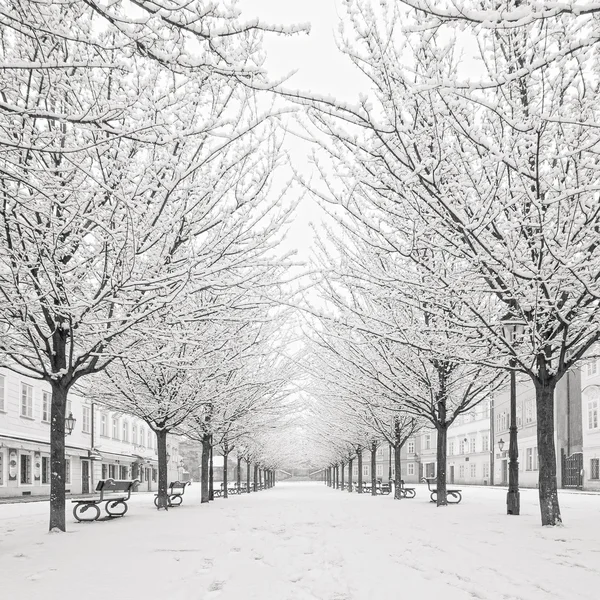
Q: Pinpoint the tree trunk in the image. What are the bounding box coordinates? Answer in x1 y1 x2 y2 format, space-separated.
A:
348 458 353 492
209 440 214 501
49 382 68 531
394 438 403 500
253 463 258 492
371 442 377 496
223 448 229 499
341 460 345 489
357 449 363 493
535 378 562 525
436 425 448 507
201 433 211 503
246 459 251 493
237 456 242 490
155 429 169 510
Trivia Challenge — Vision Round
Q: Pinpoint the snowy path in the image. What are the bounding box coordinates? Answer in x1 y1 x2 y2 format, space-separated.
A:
1 482 599 600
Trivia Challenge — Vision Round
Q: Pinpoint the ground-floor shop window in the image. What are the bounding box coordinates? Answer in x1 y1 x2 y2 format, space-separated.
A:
109 464 118 479
591 458 600 480
425 463 435 478
20 454 32 484
152 468 157 482
0 452 4 485
119 465 128 479
102 464 108 479
41 456 50 484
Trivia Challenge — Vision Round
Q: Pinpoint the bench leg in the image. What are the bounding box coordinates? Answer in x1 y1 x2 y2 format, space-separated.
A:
448 491 462 504
105 500 128 517
430 492 437 503
170 494 183 507
73 503 100 522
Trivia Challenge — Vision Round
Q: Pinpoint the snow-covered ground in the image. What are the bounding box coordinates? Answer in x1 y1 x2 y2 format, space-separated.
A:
1 482 599 600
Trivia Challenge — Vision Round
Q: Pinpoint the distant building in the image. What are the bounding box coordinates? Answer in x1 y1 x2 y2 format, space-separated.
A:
0 367 181 498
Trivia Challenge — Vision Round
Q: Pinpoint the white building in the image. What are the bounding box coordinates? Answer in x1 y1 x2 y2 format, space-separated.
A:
581 356 600 491
0 368 182 498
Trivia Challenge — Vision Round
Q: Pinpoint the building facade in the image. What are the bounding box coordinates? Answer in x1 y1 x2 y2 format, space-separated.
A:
0 368 182 498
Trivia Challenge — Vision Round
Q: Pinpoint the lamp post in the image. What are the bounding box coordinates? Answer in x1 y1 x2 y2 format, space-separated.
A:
501 314 524 516
65 412 76 436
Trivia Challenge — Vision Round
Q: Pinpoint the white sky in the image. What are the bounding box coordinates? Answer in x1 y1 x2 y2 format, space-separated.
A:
238 0 364 261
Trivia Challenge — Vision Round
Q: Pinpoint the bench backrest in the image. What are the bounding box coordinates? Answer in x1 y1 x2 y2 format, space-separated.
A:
168 481 190 491
96 479 138 493
422 477 435 490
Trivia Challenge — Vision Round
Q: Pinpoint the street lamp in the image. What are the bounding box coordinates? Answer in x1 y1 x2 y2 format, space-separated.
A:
501 313 525 516
498 438 505 452
65 413 76 436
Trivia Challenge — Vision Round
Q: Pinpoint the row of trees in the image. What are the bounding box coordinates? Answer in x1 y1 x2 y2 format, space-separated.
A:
291 0 600 526
0 0 305 531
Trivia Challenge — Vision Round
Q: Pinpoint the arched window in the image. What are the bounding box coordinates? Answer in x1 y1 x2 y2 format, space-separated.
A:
583 386 600 430
122 421 129 443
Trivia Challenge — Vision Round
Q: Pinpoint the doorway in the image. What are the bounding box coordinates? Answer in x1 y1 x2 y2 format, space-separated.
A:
449 465 455 484
81 460 90 494
145 467 152 491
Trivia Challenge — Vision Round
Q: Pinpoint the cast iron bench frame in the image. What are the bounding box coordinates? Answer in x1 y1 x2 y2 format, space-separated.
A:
72 478 139 522
154 480 191 507
398 479 416 498
422 477 462 504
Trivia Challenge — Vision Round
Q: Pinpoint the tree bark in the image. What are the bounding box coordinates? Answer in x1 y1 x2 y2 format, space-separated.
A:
348 458 353 492
341 460 345 489
209 440 214 501
155 428 169 510
237 456 242 490
201 433 211 503
371 441 377 496
535 377 562 525
253 463 258 492
394 438 403 500
223 447 229 499
246 459 251 493
49 382 68 531
357 448 363 493
436 425 448 507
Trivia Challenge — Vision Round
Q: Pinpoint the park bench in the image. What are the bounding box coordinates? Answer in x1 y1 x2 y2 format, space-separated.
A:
376 480 392 495
398 479 416 498
422 477 462 504
154 481 191 507
72 478 139 522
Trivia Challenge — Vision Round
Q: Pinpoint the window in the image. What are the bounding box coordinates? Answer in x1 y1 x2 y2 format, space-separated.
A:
591 458 600 480
525 400 534 424
459 439 466 454
482 402 490 420
132 424 137 445
21 383 33 418
109 464 118 479
482 433 489 452
141 428 146 447
424 434 431 450
0 374 5 411
377 447 384 456
66 400 72 416
526 447 539 471
82 406 91 433
119 465 128 479
42 456 50 484
362 465 369 477
407 463 415 475
122 421 129 442
353 465 358 476
376 464 383 476
588 400 599 430
459 465 465 478
42 391 50 422
65 458 71 484
448 441 454 456
425 463 435 478
470 464 476 477
100 414 108 436
20 454 32 484
587 360 598 376
407 440 415 454
0 452 4 485
469 437 476 453
102 464 108 479
112 417 119 439
483 462 490 478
